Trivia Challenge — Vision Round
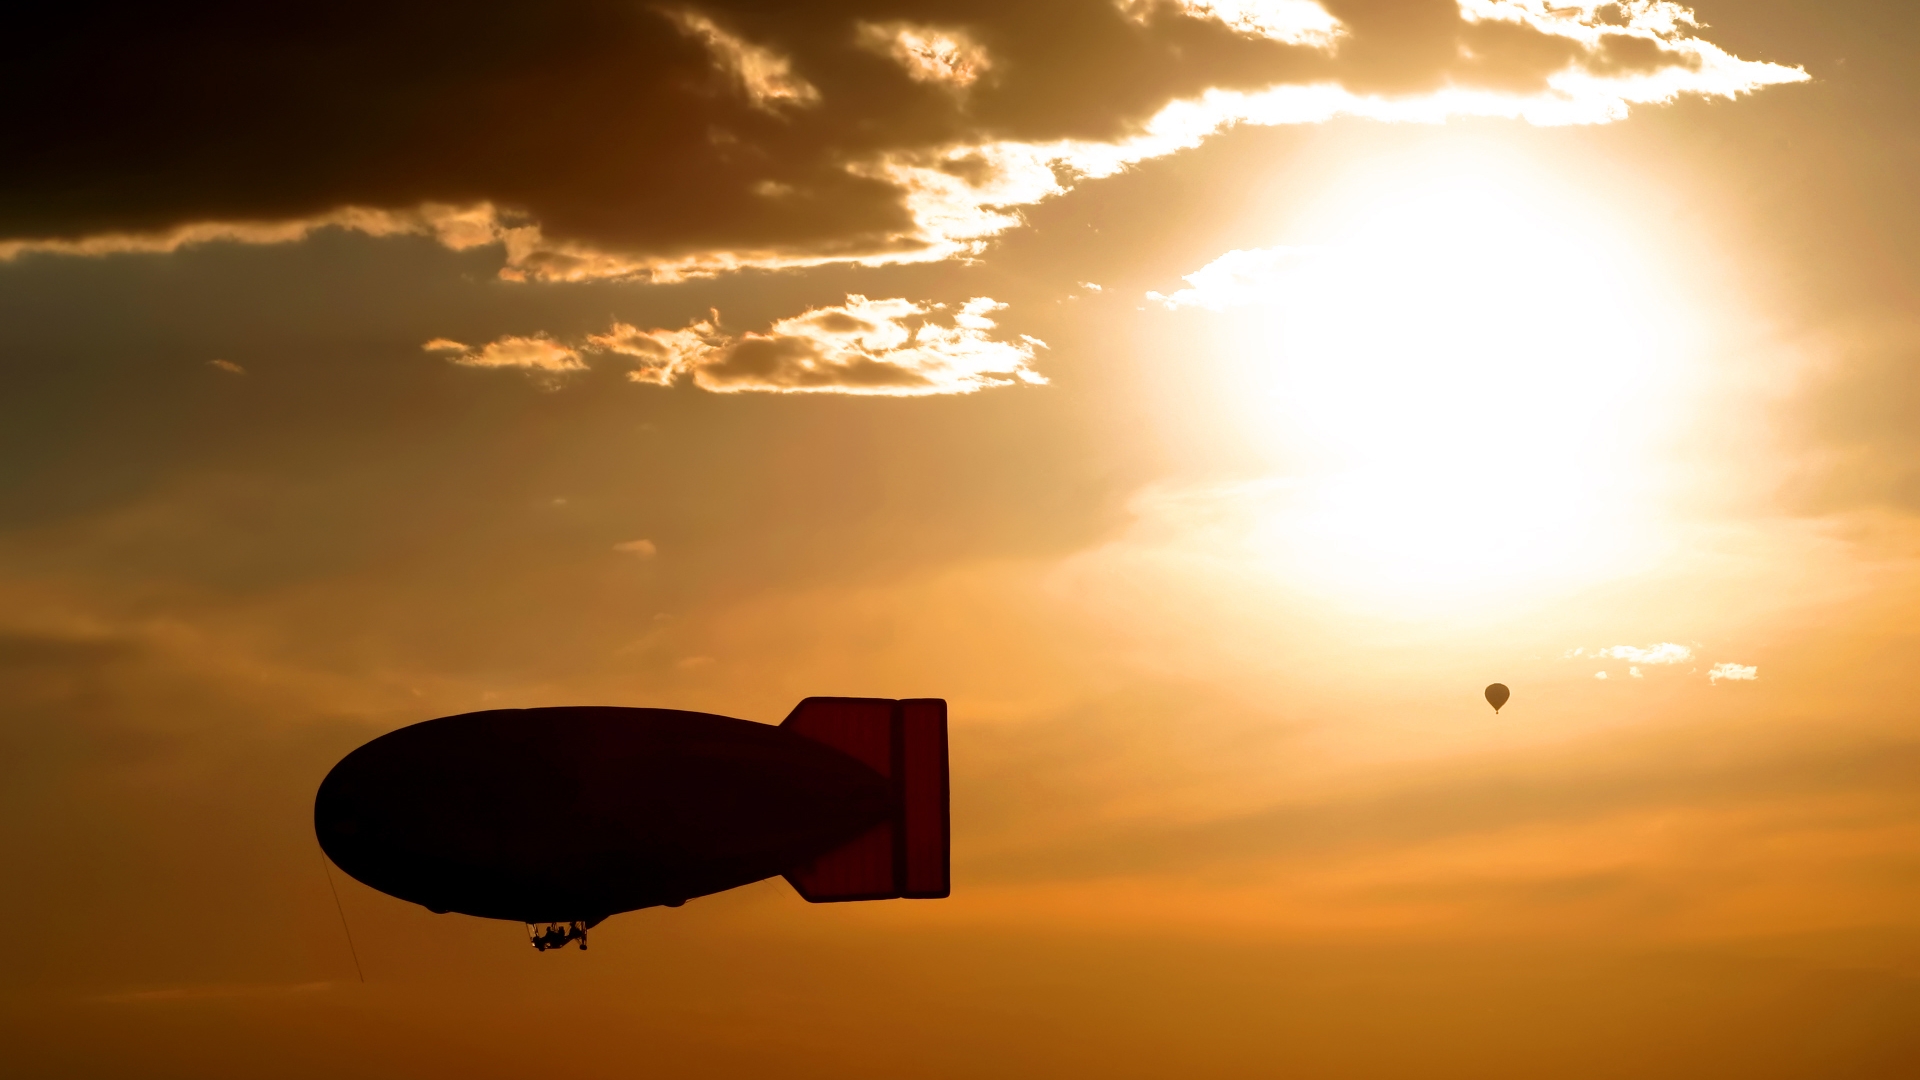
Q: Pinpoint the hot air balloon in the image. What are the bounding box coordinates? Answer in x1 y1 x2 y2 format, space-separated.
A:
1485 683 1510 713
314 697 949 950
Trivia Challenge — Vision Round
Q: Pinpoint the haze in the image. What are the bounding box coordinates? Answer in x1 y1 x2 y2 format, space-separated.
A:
4 2 1918 1077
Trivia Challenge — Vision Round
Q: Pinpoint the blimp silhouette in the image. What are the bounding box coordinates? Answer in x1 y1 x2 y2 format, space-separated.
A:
315 697 948 950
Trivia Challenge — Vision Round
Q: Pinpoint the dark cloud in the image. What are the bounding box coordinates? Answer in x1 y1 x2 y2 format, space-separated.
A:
5 1 1800 278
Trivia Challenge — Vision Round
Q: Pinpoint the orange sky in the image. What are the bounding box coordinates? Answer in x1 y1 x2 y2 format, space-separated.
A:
4 2 1920 1077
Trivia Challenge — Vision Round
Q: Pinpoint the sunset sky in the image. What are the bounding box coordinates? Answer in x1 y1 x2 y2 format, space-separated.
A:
5 2 1920 1076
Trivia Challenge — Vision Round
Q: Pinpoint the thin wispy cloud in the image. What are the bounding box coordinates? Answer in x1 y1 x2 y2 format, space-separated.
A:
1568 644 1759 685
666 9 821 111
1570 643 1695 665
434 295 1046 396
1147 0 1347 48
0 203 506 264
423 335 585 373
1148 247 1315 310
1708 662 1758 683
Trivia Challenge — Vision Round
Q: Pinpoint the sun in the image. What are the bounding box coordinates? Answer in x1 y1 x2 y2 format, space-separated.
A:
1196 149 1702 607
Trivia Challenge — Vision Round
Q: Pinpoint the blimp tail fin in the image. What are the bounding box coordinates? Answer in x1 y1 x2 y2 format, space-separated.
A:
781 697 950 902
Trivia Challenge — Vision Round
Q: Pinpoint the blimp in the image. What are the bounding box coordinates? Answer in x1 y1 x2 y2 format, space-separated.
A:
315 697 948 950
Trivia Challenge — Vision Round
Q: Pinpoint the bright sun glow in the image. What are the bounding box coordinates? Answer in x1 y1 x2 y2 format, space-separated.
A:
1176 153 1703 607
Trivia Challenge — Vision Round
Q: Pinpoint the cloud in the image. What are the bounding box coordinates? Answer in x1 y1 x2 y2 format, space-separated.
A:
666 9 821 111
208 360 245 375
856 22 992 87
1569 643 1695 665
1595 670 1608 679
691 296 1046 395
586 319 724 386
2 2 1807 282
423 335 585 373
0 202 507 264
613 539 658 557
1148 246 1315 309
1709 662 1758 683
1148 0 1347 48
439 295 1046 396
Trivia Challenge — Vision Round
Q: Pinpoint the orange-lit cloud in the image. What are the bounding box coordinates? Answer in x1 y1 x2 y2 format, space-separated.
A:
0 203 505 264
438 295 1047 396
1141 0 1347 48
586 320 725 387
1572 643 1695 664
855 22 992 87
666 9 822 111
1148 246 1315 309
1708 662 1758 683
3 2 1806 283
423 334 585 373
692 297 1047 395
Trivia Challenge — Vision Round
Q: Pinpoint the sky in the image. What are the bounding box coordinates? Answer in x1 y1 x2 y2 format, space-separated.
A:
4 1 1920 1076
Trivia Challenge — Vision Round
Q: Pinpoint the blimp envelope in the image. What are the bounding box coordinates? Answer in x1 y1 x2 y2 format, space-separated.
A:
314 696 949 934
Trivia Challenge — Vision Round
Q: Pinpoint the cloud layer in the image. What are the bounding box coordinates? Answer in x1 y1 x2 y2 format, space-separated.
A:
432 295 1047 396
4 1 1806 281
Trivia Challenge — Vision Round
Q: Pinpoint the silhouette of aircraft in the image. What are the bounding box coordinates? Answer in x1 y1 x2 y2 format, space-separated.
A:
315 698 948 950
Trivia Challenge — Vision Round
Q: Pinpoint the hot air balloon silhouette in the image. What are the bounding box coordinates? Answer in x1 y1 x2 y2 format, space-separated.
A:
1485 684 1510 713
